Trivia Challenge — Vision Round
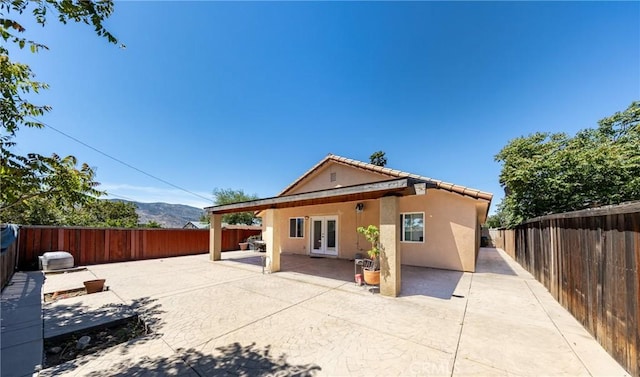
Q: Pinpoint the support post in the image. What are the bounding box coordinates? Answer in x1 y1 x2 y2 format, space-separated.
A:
209 213 222 261
263 209 281 272
379 196 401 297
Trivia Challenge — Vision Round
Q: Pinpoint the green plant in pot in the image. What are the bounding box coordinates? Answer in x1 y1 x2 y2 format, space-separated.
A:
357 225 381 285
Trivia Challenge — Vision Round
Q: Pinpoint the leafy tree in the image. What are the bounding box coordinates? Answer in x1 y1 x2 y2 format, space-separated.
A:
213 188 259 225
199 211 210 224
1 154 101 224
67 200 139 228
1 1 118 223
4 196 139 227
1 196 60 225
141 220 162 228
369 151 387 167
495 101 640 227
485 213 506 229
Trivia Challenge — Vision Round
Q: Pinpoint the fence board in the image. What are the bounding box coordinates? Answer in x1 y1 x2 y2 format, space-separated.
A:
493 204 639 376
16 226 261 271
1 241 18 290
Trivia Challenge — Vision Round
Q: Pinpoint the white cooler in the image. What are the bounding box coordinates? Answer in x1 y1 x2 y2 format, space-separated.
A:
39 251 74 271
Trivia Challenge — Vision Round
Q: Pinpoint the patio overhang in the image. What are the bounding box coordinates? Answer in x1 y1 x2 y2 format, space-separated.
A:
205 177 432 214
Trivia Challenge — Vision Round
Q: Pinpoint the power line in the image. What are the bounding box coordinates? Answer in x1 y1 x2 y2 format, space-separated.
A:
102 192 138 202
29 116 212 203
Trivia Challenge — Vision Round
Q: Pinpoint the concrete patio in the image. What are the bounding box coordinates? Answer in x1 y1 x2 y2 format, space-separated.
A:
1 248 629 376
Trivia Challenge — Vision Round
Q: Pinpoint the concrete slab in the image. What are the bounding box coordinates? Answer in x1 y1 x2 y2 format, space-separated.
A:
22 249 629 377
39 337 198 377
42 269 99 294
1 272 44 377
1 321 42 348
1 340 44 377
456 308 589 376
1 272 44 307
459 248 629 377
191 304 453 376
44 290 131 339
155 283 291 350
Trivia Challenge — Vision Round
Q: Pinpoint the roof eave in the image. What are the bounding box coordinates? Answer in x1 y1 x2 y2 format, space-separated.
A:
207 178 421 214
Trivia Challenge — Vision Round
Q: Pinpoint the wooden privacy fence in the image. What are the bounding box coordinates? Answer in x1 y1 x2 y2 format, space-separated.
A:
1 241 18 290
16 226 261 271
493 201 640 376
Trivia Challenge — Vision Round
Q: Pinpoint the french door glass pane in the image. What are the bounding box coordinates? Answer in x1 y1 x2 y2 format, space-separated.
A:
327 220 336 248
313 220 322 249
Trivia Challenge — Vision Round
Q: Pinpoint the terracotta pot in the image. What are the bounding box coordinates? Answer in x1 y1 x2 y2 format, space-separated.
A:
84 279 106 294
239 242 249 251
363 269 380 285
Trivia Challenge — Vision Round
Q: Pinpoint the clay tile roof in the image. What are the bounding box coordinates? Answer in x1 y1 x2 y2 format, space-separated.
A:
278 154 493 202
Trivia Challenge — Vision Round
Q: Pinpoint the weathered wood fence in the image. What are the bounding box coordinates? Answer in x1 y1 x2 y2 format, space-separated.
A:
493 201 640 376
15 226 261 271
1 241 18 290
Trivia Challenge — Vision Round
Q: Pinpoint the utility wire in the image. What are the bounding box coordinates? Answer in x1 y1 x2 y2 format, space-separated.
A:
28 116 212 203
102 192 138 202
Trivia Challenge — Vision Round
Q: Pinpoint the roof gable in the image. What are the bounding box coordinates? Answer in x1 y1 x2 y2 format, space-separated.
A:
283 159 393 195
280 154 493 202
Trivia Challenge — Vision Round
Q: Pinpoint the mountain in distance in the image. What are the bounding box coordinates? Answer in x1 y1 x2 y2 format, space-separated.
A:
109 199 206 228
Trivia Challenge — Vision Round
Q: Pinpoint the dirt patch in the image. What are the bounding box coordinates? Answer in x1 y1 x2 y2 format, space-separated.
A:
43 315 149 368
44 288 88 302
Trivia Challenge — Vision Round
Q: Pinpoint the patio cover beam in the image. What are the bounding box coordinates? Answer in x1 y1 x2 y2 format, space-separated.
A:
205 178 425 214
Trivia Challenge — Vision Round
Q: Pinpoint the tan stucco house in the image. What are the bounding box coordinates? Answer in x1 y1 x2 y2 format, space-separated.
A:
206 154 492 297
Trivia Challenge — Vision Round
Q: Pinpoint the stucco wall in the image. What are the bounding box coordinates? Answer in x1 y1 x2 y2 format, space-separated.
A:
398 190 478 272
288 162 390 194
275 200 380 259
269 160 482 272
266 189 479 272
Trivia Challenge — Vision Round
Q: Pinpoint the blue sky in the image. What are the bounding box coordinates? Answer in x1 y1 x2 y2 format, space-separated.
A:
12 1 640 212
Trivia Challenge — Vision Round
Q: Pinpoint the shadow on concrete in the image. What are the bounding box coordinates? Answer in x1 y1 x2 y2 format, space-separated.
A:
76 341 322 376
224 251 472 300
475 247 517 276
40 297 165 376
281 254 355 283
225 255 265 268
400 265 464 299
222 250 266 269
224 251 357 283
44 296 164 339
184 342 322 376
0 271 44 377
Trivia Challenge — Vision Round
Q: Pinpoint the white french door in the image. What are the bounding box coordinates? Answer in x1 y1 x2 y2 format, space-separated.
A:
310 216 338 256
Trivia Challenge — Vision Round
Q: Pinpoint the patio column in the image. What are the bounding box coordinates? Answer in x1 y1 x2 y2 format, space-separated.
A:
209 213 222 261
263 209 281 272
379 195 401 297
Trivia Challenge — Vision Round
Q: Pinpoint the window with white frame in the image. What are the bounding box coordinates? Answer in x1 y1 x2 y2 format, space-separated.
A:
401 213 424 242
289 218 304 238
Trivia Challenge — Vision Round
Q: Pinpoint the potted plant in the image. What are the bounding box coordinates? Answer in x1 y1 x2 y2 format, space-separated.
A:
357 225 380 285
84 279 106 294
239 239 249 251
